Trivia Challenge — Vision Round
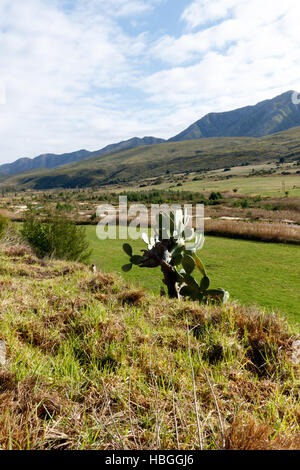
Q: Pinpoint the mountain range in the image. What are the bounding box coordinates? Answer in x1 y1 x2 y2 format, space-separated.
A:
1 90 300 187
0 136 165 177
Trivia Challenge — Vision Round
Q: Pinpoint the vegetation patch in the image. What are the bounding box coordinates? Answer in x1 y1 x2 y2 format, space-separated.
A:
0 243 298 450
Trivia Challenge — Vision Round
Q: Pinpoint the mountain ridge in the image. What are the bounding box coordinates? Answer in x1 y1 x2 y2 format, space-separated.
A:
1 90 300 182
4 125 300 189
0 136 165 177
169 91 300 141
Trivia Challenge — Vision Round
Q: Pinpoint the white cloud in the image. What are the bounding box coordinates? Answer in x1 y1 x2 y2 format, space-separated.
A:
0 0 299 165
0 0 157 163
154 0 300 65
180 0 296 30
101 0 159 17
144 0 300 132
181 0 238 29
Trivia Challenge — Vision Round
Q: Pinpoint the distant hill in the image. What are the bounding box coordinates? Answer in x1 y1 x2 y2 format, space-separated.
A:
4 126 300 189
0 150 92 177
0 136 165 177
2 91 300 178
170 91 300 141
2 90 300 189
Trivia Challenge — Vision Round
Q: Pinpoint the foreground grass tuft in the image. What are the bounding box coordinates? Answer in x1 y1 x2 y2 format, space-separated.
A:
0 243 299 450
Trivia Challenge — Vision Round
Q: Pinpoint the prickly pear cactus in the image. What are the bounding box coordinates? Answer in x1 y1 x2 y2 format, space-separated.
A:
122 209 229 304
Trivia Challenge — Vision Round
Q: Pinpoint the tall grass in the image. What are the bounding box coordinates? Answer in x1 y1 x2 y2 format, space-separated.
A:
205 220 300 244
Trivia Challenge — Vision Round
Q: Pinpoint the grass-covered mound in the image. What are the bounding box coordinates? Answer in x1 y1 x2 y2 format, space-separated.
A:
0 244 299 450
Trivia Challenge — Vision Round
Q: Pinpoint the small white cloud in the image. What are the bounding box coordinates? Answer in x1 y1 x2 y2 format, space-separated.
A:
181 0 239 29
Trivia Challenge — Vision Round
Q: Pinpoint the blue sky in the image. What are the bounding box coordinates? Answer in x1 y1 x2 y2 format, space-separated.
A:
0 0 299 164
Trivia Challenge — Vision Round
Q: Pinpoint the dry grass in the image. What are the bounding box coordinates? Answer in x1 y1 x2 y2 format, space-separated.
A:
205 219 300 244
225 417 300 450
0 243 299 450
206 205 300 224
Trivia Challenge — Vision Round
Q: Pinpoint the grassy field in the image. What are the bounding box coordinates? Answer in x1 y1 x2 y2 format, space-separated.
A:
128 174 300 198
86 226 300 324
177 175 300 197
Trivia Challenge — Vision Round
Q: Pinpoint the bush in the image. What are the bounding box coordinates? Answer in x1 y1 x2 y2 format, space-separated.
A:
241 198 249 208
20 211 91 263
0 214 9 239
209 192 222 201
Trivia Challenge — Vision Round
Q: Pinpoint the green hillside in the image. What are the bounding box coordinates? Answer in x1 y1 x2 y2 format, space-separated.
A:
170 91 300 141
2 126 300 189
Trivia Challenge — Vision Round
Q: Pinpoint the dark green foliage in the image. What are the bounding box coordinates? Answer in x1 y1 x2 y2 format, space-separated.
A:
123 243 133 257
20 211 91 262
122 243 147 272
241 198 249 208
209 192 222 201
182 254 196 275
122 263 133 273
56 202 73 212
118 189 207 205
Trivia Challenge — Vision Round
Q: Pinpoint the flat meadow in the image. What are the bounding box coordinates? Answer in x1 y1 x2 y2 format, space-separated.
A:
86 226 300 325
129 174 300 198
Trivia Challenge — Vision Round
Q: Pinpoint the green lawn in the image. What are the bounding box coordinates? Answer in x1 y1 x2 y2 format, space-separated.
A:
86 226 300 324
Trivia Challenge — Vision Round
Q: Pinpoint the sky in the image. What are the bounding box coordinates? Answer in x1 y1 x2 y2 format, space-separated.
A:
0 0 300 164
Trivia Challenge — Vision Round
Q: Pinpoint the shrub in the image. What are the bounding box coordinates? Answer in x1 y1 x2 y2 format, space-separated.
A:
56 202 73 212
209 192 222 201
241 198 249 208
20 211 91 262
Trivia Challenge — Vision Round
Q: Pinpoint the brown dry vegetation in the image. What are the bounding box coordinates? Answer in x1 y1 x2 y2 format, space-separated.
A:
205 219 300 244
0 243 299 450
206 205 300 224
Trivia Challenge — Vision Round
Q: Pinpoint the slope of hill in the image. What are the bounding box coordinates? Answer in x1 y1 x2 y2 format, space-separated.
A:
1 90 300 181
0 242 298 450
170 91 300 141
4 126 300 189
0 137 165 177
